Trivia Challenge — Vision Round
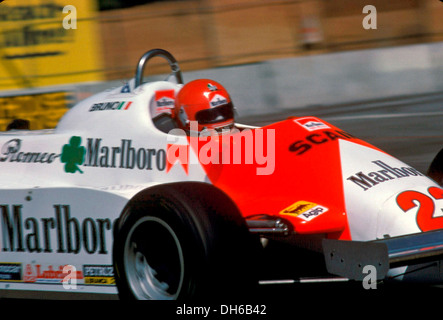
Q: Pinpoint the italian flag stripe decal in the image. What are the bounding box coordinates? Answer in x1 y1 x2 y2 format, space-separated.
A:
124 101 132 110
117 101 132 110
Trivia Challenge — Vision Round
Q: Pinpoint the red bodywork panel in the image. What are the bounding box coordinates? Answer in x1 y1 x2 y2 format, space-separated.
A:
189 117 381 240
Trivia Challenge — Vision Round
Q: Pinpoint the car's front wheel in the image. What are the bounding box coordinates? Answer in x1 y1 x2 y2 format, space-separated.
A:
113 182 259 300
121 215 185 299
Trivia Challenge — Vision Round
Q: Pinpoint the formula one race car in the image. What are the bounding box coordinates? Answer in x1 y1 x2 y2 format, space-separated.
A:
1 49 443 300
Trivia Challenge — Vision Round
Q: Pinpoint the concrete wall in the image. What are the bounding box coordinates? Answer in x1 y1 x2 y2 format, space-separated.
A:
97 0 443 80
180 41 443 116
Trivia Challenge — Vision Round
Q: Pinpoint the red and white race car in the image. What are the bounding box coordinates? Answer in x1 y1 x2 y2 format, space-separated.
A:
1 49 443 300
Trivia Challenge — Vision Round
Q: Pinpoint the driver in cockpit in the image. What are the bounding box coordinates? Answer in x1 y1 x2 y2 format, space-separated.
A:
173 79 235 135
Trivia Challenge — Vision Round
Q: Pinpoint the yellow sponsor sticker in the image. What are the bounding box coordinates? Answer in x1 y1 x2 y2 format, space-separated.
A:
280 201 317 217
84 277 115 285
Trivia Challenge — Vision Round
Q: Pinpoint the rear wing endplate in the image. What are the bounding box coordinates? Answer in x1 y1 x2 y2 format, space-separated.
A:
322 229 443 280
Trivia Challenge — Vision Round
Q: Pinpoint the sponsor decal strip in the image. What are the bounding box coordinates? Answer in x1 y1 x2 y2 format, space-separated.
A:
0 262 117 286
1 139 58 164
280 200 328 221
89 101 132 112
347 160 423 191
23 264 83 284
0 263 21 282
293 117 330 132
83 265 115 285
0 204 114 255
289 129 355 156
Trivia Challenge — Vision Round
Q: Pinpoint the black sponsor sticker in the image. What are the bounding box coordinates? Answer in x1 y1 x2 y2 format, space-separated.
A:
0 263 22 281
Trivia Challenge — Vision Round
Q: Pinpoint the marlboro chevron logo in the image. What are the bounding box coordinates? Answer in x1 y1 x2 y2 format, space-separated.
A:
209 94 228 107
154 89 175 116
347 160 424 191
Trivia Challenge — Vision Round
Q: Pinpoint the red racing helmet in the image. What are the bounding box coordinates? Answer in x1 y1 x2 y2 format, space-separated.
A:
175 79 235 133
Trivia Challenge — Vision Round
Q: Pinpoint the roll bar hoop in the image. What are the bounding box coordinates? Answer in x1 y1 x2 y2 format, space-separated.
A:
135 49 184 88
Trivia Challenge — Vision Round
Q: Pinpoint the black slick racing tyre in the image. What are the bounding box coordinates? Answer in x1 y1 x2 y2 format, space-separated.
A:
112 182 259 300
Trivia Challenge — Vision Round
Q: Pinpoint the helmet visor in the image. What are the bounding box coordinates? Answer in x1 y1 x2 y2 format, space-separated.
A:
195 103 234 125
